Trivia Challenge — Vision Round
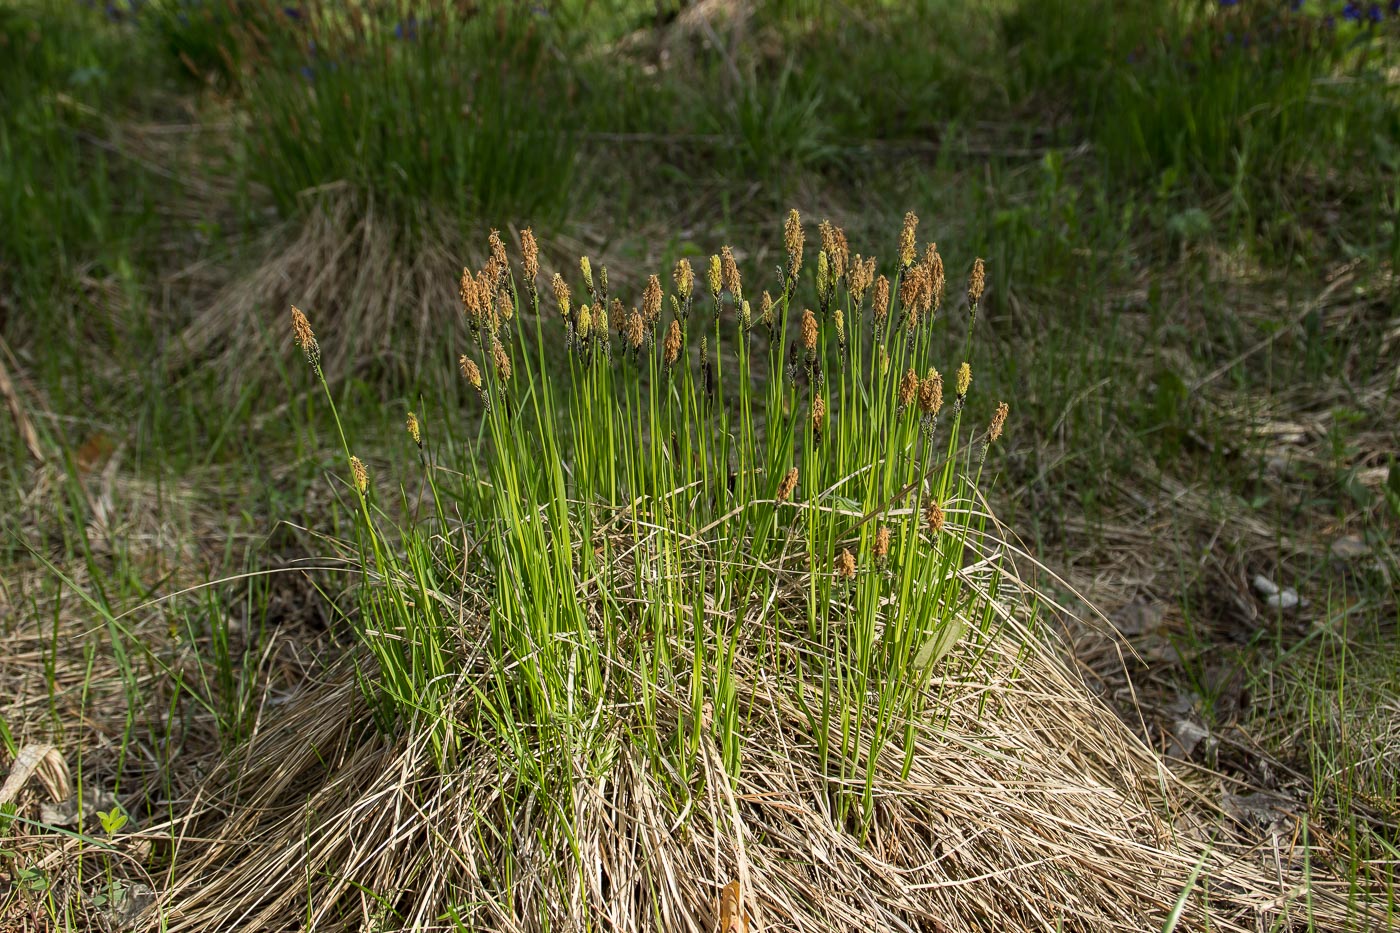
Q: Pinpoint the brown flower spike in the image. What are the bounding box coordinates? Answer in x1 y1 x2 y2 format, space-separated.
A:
489 229 507 277
874 525 891 561
968 257 986 306
290 305 319 366
721 245 742 304
897 368 919 411
642 274 662 324
872 275 890 325
801 308 818 355
775 467 799 504
663 319 682 368
925 499 945 535
989 401 1009 443
918 369 943 417
350 456 368 496
492 337 512 382
836 548 856 581
759 291 775 329
784 209 804 281
925 244 945 313
459 354 482 389
520 227 539 286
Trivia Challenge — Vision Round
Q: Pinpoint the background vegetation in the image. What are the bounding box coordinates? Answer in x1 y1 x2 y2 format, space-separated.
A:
1 0 1396 929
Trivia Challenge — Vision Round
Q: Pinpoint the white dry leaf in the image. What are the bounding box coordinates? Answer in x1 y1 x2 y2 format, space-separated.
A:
0 744 71 807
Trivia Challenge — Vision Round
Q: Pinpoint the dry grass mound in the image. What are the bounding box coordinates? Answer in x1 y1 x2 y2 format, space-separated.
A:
147 606 1354 932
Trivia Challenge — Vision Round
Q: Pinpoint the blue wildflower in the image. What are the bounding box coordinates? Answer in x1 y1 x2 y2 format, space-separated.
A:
1367 3 1382 20
300 64 315 82
1343 2 1361 19
283 6 301 20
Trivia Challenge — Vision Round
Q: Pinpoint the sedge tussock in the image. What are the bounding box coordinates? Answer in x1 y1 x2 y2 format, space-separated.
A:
141 209 1374 933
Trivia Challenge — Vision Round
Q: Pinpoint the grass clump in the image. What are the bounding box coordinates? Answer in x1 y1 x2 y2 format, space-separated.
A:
146 213 1367 932
237 2 581 228
318 210 1009 819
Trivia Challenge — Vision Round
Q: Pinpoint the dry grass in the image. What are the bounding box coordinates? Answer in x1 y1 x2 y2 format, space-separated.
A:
124 573 1365 932
171 194 473 392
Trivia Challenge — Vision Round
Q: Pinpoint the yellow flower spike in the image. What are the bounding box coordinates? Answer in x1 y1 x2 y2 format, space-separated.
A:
721 245 742 304
552 273 571 319
673 257 694 299
899 211 918 269
956 362 971 398
350 456 368 496
406 411 421 447
784 209 804 280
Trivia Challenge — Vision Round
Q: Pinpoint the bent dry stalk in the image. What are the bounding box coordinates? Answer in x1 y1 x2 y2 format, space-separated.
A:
291 210 1014 830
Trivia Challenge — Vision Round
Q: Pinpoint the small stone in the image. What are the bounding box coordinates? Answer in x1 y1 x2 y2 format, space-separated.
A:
1330 535 1370 560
